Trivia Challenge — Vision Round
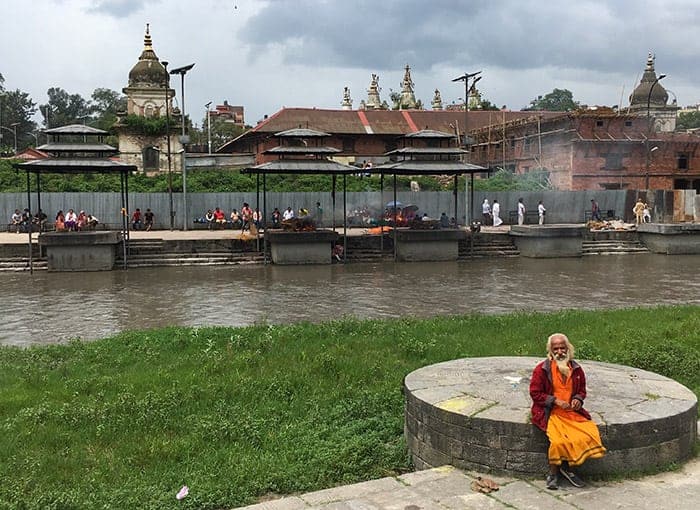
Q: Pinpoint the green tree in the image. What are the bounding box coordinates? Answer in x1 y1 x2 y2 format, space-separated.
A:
478 98 501 111
90 88 126 131
0 84 38 152
676 111 700 130
525 88 579 111
203 116 247 150
40 87 91 128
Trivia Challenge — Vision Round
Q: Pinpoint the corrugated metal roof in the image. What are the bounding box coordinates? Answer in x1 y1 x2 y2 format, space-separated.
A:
44 124 108 135
265 146 341 154
274 128 332 137
405 129 455 138
13 158 136 174
386 147 467 155
376 160 486 175
38 143 117 152
242 160 356 175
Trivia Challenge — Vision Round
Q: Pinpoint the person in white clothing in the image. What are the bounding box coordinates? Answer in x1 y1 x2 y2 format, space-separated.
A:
492 200 503 227
517 198 526 225
538 201 546 225
482 199 491 224
282 207 295 221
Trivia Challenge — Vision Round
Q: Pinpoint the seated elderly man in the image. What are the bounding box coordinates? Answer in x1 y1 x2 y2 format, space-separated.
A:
530 333 606 490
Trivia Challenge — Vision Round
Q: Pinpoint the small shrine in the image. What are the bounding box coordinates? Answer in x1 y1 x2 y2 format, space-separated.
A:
114 24 183 174
341 87 353 110
431 89 443 110
397 64 419 110
628 53 677 132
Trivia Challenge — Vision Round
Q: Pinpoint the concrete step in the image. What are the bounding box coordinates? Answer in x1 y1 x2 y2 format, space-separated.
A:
582 240 649 255
121 251 258 259
126 259 264 268
0 260 48 271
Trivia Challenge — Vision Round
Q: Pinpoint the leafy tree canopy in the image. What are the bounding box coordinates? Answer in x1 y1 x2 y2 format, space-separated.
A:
676 111 700 131
0 75 38 152
525 88 579 111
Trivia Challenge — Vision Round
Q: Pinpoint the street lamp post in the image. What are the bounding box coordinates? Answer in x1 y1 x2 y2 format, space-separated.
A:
170 63 195 231
0 124 18 154
161 60 175 230
452 71 482 225
645 74 666 189
205 101 212 155
25 132 39 147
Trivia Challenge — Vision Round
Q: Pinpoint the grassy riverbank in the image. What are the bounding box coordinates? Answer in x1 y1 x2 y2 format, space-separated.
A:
0 306 698 509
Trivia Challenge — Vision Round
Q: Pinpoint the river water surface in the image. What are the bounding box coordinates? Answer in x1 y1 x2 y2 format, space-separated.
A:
3 254 699 347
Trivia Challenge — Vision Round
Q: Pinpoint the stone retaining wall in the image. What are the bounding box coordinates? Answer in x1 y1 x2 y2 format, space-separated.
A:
404 357 697 476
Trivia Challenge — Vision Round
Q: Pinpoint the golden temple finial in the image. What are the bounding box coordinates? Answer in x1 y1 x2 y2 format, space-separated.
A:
144 23 153 50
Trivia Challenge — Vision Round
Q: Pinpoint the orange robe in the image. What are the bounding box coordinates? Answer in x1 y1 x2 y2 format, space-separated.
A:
546 362 606 466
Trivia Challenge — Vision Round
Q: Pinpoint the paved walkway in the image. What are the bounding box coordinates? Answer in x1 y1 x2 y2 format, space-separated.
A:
0 225 514 245
235 455 700 509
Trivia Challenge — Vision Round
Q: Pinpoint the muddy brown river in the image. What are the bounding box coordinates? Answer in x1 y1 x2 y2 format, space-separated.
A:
3 254 699 347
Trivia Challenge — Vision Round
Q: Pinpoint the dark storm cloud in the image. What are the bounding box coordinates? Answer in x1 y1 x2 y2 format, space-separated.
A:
241 0 700 81
86 0 149 17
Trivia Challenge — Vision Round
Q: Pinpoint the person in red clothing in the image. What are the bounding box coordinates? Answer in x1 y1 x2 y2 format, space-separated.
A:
530 333 606 490
213 207 226 229
132 208 142 230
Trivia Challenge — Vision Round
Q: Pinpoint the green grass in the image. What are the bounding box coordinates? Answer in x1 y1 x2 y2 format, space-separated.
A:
0 306 698 509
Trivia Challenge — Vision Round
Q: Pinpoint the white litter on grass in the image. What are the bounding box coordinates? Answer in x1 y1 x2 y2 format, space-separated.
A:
176 486 189 500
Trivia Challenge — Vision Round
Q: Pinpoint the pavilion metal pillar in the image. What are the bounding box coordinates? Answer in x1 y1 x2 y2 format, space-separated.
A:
453 174 458 227
393 173 397 261
332 175 337 231
343 174 347 263
263 172 268 264
255 172 260 252
380 173 384 253
25 170 33 274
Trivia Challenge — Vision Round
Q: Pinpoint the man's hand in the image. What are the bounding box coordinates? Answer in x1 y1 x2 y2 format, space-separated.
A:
555 398 570 410
570 398 582 411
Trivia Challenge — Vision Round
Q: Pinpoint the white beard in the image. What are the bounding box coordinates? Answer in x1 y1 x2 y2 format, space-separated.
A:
555 356 570 378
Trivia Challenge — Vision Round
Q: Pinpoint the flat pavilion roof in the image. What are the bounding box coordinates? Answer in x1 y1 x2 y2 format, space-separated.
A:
13 158 137 174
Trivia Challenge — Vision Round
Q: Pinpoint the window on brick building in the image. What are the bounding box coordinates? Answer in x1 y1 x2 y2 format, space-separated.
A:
510 138 516 148
342 138 355 152
624 120 633 127
604 153 623 170
596 120 604 127
677 153 689 170
523 138 531 153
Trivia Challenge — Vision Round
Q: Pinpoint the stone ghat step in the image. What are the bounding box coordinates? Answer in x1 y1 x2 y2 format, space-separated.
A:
119 254 265 263
458 253 520 260
125 259 264 268
0 261 48 271
120 251 262 259
459 248 520 257
582 240 649 255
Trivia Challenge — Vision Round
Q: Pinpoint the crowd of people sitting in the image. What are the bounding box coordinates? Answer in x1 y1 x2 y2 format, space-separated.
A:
54 209 100 231
192 202 323 230
8 208 100 233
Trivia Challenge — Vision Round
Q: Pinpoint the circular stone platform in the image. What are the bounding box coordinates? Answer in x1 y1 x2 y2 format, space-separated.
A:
404 357 697 476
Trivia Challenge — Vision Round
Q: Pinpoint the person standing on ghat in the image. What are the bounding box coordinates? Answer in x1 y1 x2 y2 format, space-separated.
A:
538 200 546 225
517 197 526 225
530 333 606 490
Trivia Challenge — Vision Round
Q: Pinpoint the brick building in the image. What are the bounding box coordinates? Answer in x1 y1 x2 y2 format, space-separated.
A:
210 101 245 127
219 107 558 167
468 109 700 191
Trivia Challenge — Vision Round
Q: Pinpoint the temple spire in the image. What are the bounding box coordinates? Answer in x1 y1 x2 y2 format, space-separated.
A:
398 64 418 110
144 23 153 50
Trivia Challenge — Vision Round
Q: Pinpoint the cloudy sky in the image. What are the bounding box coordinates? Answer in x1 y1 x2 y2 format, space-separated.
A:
2 0 700 128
